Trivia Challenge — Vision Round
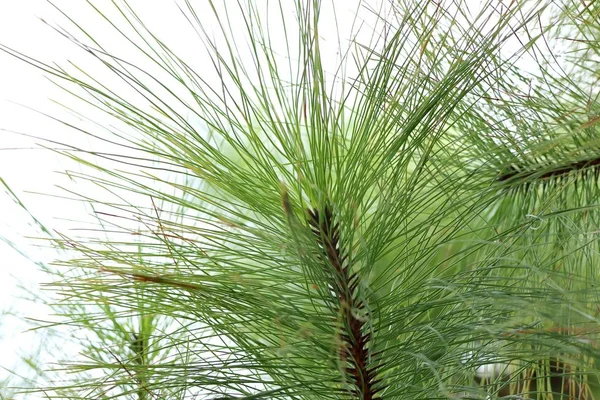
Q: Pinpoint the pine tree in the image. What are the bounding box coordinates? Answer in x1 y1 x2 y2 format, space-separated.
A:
2 0 600 399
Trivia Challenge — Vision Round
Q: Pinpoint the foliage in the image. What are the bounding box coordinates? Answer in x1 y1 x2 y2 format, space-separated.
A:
2 0 600 399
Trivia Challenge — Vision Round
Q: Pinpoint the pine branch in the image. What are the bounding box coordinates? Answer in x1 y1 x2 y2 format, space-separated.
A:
307 205 382 399
498 155 600 184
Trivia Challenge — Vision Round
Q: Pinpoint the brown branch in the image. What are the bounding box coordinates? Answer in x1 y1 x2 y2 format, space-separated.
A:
498 156 600 183
307 205 382 399
99 266 202 291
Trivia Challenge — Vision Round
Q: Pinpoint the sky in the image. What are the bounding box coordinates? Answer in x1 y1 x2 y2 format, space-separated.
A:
0 0 534 396
0 1 81 386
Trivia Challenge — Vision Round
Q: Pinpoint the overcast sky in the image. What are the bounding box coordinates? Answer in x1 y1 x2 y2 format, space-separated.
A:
0 0 533 396
1 1 77 385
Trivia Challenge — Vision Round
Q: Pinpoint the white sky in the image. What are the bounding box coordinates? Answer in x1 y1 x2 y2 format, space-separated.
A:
0 1 80 389
0 0 538 396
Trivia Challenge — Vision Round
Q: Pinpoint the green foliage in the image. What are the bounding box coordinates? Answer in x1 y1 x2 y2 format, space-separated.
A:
2 0 600 399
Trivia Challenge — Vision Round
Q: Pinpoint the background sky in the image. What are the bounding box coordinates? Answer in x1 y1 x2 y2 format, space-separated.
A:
0 0 529 395
0 1 78 383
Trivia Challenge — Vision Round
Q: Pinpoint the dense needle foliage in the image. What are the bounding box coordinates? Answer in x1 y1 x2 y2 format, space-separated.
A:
2 0 600 399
